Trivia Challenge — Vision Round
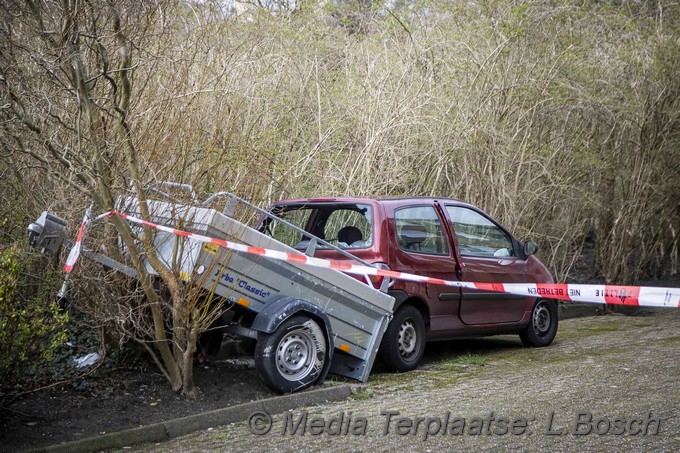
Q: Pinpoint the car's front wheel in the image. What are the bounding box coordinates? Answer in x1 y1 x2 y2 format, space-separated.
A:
379 305 426 372
519 299 558 347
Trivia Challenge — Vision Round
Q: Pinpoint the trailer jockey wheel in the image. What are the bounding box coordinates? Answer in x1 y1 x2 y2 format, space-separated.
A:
254 315 327 394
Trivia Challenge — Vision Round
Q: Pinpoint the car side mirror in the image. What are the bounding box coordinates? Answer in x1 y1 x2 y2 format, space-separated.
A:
523 240 538 256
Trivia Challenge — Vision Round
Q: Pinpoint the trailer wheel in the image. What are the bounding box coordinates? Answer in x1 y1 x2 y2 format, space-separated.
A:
254 315 327 394
378 305 425 372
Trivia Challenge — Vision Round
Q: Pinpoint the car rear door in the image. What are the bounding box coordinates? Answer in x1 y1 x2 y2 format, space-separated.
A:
442 204 532 325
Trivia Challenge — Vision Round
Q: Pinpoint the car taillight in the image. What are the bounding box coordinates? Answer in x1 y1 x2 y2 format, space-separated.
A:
370 262 394 291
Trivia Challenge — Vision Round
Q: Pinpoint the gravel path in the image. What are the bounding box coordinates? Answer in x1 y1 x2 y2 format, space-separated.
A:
128 309 680 452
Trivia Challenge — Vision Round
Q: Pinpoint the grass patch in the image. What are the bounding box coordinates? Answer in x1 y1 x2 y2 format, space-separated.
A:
351 388 373 400
211 430 231 441
581 323 623 333
427 368 484 390
656 335 680 347
556 320 625 340
433 353 487 372
322 378 348 387
369 354 490 391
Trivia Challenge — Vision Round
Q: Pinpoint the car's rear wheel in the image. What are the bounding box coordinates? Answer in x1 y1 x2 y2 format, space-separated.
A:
379 305 426 372
519 299 558 347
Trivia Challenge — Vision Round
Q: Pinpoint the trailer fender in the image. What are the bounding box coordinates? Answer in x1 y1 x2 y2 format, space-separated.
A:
251 296 334 383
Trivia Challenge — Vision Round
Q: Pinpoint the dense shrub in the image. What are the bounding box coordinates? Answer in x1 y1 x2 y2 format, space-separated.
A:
0 247 68 392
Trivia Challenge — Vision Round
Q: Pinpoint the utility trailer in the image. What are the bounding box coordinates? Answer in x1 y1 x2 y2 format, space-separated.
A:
27 188 395 393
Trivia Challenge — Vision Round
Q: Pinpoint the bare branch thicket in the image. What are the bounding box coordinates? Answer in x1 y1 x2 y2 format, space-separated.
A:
3 0 679 396
0 0 248 396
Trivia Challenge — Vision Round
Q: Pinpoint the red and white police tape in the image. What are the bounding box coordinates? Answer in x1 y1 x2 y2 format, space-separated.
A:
64 211 680 309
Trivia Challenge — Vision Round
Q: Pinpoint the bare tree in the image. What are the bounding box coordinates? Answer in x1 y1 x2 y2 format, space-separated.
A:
0 0 222 396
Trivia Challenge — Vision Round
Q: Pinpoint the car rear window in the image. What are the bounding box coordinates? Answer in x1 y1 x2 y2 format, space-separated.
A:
267 203 373 250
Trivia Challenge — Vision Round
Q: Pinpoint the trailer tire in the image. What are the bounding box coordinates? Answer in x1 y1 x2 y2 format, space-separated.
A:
254 315 327 394
378 305 425 372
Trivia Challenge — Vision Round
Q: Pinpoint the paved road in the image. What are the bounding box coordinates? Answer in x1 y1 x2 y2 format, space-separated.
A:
128 309 680 452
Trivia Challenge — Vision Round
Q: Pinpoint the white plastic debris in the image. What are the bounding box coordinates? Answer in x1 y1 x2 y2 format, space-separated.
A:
74 352 101 368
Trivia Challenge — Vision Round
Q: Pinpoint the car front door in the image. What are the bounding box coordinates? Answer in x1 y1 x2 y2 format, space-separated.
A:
443 204 531 325
389 204 464 334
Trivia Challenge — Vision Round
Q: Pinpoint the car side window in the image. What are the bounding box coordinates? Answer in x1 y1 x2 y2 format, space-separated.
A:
445 206 515 258
395 206 449 255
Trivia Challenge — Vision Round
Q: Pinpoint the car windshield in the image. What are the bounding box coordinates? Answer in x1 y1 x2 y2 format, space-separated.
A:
265 203 373 250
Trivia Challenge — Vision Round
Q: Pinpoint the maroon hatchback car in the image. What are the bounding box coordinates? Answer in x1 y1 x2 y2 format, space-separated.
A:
261 197 558 372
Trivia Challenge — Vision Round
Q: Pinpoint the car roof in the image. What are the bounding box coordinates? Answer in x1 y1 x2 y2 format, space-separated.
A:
269 196 476 209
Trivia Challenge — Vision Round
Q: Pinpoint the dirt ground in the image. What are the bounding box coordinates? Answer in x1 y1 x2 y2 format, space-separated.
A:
0 351 274 452
130 308 680 452
3 306 679 452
